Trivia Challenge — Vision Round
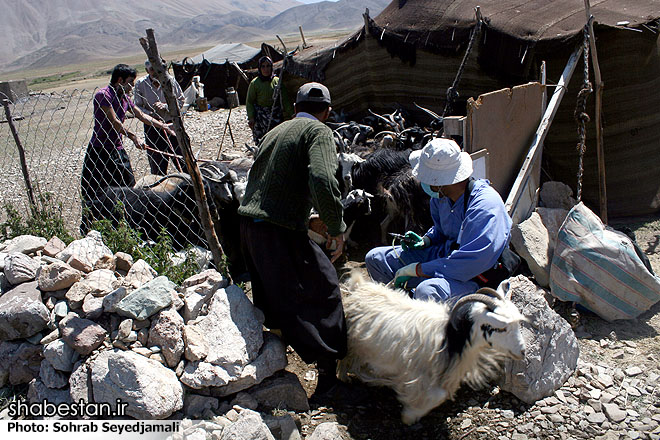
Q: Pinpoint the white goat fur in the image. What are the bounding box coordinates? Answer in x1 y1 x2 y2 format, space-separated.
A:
339 273 527 425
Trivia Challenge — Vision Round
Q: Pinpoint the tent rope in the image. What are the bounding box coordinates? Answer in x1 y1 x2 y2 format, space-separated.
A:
575 19 593 202
442 7 483 118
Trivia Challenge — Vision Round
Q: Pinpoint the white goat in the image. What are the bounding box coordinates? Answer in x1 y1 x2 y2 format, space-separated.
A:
339 273 527 425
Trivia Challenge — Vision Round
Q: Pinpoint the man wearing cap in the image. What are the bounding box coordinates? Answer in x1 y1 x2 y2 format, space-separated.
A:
365 138 513 302
238 82 347 396
134 58 185 175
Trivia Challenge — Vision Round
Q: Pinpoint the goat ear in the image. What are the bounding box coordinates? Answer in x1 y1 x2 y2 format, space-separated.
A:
484 311 510 328
497 280 512 300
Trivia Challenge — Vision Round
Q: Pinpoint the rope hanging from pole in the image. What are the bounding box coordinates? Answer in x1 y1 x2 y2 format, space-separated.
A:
442 6 483 118
575 19 593 202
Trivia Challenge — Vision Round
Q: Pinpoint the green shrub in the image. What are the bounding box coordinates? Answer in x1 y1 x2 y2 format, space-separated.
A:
0 193 74 243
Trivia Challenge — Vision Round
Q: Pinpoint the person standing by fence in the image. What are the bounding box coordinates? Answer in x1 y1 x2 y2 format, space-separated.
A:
134 58 185 175
80 63 175 234
246 56 294 144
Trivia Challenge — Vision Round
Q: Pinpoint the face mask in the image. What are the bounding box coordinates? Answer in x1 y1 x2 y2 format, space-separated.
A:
421 183 441 198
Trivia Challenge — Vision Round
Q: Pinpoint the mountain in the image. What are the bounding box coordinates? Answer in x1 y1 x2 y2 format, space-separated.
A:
0 0 390 73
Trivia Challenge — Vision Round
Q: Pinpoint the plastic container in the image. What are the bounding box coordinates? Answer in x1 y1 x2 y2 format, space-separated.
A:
226 87 239 109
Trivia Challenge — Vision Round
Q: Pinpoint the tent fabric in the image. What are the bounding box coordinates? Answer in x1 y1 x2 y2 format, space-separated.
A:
282 0 660 217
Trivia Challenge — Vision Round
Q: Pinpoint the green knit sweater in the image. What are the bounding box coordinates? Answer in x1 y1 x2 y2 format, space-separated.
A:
238 117 346 236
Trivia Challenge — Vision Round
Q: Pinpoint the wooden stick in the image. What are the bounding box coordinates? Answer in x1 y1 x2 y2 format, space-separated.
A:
140 29 229 281
299 26 308 49
2 99 37 214
505 44 583 218
584 0 608 224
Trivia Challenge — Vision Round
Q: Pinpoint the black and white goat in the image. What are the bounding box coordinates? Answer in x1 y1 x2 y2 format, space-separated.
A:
337 148 431 243
339 274 527 425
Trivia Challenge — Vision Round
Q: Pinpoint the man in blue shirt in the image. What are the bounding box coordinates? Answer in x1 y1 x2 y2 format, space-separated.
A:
365 138 512 302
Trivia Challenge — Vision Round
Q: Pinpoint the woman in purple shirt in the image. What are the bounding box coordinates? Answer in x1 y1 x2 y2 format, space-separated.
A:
80 64 175 234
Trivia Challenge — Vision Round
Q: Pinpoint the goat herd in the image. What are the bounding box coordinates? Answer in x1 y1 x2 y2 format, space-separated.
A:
83 107 529 424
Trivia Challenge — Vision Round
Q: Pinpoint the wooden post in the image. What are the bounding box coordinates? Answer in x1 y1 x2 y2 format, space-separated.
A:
139 29 229 281
584 0 607 224
299 26 308 49
2 99 37 214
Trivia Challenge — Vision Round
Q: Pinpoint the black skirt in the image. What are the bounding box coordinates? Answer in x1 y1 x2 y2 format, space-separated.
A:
240 216 347 364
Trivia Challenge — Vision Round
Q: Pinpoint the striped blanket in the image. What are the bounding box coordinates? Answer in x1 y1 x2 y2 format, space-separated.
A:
550 203 660 321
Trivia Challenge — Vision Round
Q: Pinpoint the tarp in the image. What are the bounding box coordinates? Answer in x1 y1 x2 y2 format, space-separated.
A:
281 0 660 217
190 43 262 64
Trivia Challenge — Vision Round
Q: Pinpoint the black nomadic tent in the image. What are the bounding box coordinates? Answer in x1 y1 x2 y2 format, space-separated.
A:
173 42 283 104
284 0 660 217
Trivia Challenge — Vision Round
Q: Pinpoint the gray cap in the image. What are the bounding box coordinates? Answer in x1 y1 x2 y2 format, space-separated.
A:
296 82 331 104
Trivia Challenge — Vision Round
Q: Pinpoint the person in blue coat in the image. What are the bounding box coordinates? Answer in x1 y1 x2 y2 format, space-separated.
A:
365 137 513 302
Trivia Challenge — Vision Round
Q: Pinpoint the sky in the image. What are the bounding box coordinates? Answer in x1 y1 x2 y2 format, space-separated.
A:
297 0 339 3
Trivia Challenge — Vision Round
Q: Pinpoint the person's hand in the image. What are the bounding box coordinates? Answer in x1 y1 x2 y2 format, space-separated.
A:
248 120 255 129
327 233 345 263
393 262 420 289
154 102 168 112
164 122 176 137
401 231 431 251
129 134 146 150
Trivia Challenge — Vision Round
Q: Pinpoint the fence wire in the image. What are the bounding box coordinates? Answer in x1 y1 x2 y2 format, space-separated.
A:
0 78 240 255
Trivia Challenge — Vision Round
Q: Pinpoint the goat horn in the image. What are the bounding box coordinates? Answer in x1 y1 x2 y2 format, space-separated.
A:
475 286 505 301
414 102 443 121
368 109 396 128
449 293 501 329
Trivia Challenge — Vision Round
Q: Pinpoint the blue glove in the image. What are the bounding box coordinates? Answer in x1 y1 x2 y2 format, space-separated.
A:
401 231 431 251
393 263 420 289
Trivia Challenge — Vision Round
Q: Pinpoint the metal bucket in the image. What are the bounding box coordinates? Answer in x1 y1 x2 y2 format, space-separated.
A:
226 87 239 109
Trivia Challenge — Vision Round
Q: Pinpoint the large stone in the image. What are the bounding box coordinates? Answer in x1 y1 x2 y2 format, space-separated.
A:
539 181 576 210
114 276 174 320
148 308 184 368
59 316 107 356
37 260 82 292
42 236 67 258
181 269 229 322
43 338 77 372
306 422 345 440
83 269 118 296
219 409 276 440
248 371 309 412
183 325 208 362
0 281 50 340
28 378 72 405
124 259 157 288
4 252 41 285
91 349 183 419
510 208 568 287
499 275 579 403
57 231 113 273
102 287 129 313
69 360 92 403
211 333 287 396
82 293 105 320
114 252 133 272
2 235 47 255
39 359 69 389
0 341 43 385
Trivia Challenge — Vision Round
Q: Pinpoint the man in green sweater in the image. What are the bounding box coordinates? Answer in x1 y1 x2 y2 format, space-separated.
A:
239 82 346 396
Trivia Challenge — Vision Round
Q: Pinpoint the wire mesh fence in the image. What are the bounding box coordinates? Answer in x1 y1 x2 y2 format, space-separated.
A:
0 78 251 261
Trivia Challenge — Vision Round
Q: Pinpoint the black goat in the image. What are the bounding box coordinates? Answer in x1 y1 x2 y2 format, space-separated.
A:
337 148 431 244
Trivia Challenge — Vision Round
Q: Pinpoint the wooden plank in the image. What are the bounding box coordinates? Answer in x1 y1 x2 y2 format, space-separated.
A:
505 44 584 220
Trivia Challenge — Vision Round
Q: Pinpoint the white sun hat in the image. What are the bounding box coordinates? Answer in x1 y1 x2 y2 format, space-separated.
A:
409 138 473 186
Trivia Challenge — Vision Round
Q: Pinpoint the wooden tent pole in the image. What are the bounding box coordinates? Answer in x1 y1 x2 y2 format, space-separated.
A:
584 0 607 223
140 29 229 281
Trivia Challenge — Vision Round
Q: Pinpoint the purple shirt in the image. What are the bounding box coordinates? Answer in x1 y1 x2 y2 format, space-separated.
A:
89 85 134 150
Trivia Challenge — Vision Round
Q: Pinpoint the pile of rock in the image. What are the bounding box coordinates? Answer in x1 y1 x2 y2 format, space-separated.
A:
0 231 310 437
